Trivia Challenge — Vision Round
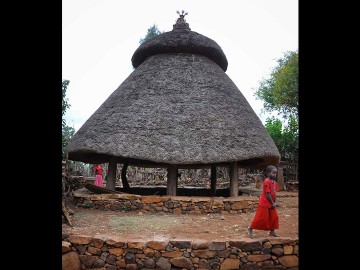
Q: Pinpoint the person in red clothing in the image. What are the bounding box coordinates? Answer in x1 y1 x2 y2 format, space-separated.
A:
94 164 103 187
247 165 279 238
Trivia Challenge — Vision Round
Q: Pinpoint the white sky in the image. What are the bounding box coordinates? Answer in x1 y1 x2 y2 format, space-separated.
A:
62 0 298 132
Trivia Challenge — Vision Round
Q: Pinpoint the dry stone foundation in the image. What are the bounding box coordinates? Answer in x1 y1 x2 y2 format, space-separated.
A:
74 191 262 215
62 235 298 269
74 191 297 215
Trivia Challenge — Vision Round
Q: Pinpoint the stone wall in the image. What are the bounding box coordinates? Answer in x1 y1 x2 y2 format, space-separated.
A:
74 191 260 215
62 235 299 270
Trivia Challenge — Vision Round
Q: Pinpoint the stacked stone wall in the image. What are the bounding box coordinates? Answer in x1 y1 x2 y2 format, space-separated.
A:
62 235 298 270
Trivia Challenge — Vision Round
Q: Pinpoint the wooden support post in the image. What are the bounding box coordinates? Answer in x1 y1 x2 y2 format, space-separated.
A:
210 165 217 197
62 199 72 227
277 165 285 191
121 162 130 192
106 159 117 190
229 161 238 197
167 165 177 196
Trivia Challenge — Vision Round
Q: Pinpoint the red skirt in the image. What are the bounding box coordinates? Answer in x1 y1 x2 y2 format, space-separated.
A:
250 204 279 230
94 175 103 187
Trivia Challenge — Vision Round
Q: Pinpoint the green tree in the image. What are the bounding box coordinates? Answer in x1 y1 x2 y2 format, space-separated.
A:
255 50 298 162
62 79 71 127
281 114 298 161
62 79 74 157
62 125 75 156
265 117 283 150
264 116 298 162
139 24 163 44
255 50 298 119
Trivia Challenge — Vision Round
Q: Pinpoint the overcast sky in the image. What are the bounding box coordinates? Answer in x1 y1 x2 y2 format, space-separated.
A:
62 0 298 132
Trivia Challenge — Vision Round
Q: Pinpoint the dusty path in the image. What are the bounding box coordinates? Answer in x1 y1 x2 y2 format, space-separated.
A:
62 191 298 241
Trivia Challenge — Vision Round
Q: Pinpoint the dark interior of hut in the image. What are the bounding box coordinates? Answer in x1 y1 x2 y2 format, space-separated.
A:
114 186 243 197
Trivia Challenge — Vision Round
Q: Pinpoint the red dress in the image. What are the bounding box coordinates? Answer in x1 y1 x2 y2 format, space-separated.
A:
94 165 103 187
250 178 279 230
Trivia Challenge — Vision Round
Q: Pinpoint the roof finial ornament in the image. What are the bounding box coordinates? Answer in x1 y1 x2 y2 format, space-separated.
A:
176 10 188 18
173 10 191 31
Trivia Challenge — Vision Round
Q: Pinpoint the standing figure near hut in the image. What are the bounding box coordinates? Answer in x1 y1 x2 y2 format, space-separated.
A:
247 165 279 238
94 164 103 187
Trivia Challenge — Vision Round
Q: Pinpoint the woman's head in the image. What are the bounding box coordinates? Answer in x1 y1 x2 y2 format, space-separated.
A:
266 165 277 180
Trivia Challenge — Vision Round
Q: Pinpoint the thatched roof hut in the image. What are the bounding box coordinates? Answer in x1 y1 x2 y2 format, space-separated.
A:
65 13 280 196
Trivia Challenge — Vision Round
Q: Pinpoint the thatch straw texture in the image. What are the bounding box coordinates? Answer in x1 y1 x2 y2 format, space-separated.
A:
65 17 280 168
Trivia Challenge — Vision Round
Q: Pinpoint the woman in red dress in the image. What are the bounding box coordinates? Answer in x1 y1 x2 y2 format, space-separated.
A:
94 164 103 187
247 165 279 238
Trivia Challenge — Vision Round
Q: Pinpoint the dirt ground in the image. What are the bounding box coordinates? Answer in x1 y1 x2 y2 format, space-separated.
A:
62 191 298 241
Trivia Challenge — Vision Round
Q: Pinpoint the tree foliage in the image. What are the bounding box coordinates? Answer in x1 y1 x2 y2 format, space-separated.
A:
139 24 163 44
255 50 298 119
62 125 75 157
255 50 299 162
62 79 71 127
265 116 298 162
62 79 74 158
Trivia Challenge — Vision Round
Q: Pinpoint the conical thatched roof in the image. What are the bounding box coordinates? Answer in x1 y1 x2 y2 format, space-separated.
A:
65 14 280 169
